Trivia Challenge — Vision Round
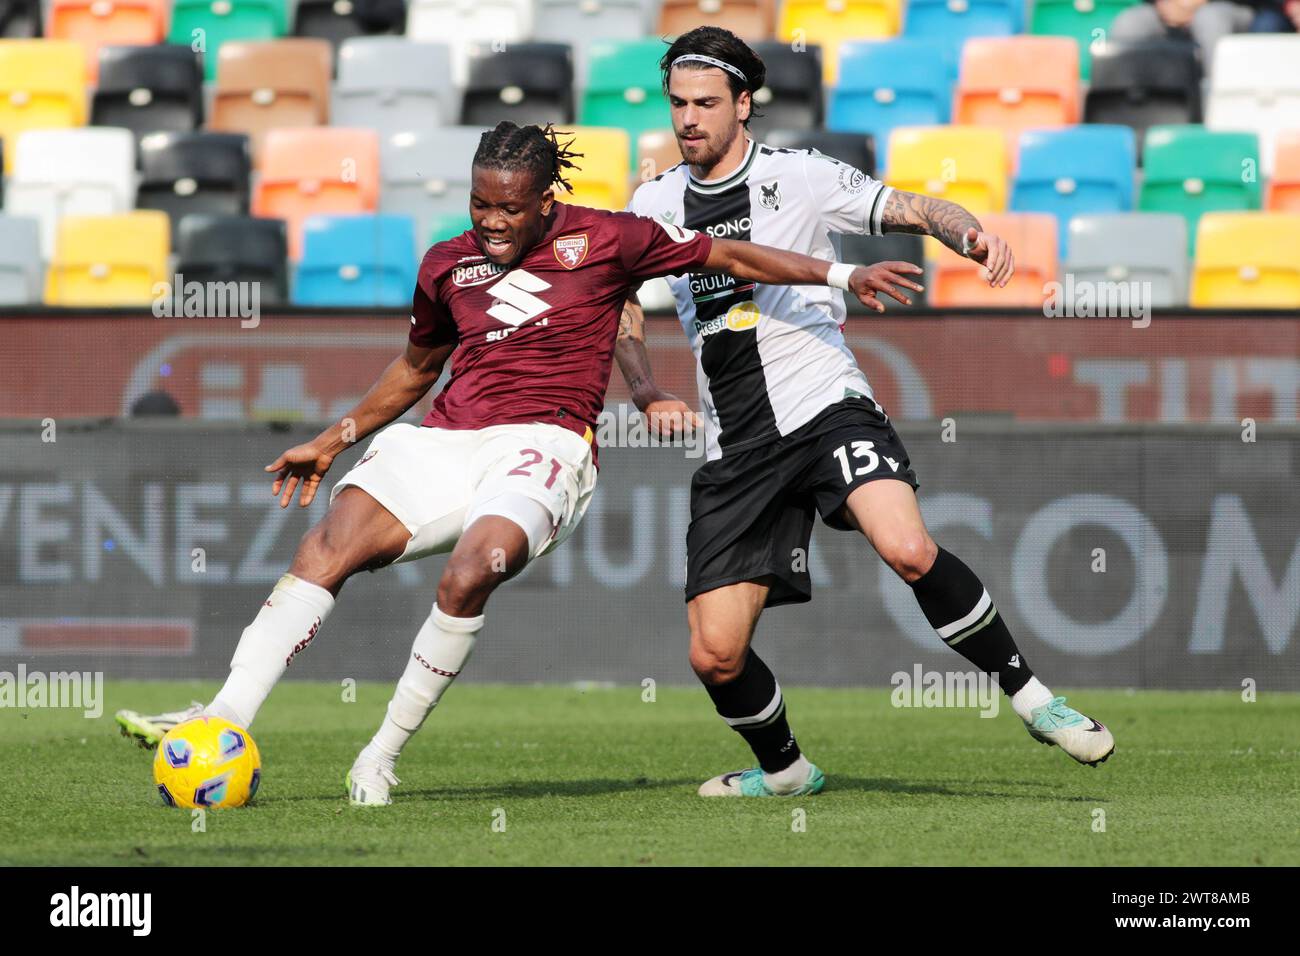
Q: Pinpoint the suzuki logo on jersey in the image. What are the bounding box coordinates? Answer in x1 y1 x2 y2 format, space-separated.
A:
486 269 553 328
553 234 589 269
452 259 508 287
759 181 781 211
706 216 752 238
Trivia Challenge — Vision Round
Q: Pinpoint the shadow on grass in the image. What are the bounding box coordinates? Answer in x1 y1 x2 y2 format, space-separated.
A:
271 776 701 803
829 776 1105 802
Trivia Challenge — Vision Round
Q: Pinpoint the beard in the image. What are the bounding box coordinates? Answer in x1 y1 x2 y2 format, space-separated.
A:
678 123 741 171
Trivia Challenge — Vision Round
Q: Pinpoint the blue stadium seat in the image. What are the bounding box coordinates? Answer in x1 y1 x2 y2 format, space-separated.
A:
1011 126 1137 255
903 0 1020 65
828 40 952 151
294 214 416 307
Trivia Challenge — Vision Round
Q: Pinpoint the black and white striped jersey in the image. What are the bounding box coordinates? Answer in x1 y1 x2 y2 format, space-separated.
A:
628 138 894 461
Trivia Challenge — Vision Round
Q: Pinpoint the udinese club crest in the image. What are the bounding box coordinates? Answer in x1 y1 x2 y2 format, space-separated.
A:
759 181 781 211
553 234 589 269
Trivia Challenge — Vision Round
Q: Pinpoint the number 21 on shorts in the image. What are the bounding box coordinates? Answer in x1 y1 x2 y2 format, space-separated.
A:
508 448 562 489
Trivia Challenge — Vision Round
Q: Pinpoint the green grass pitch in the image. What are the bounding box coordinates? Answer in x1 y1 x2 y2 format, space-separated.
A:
3 682 1297 866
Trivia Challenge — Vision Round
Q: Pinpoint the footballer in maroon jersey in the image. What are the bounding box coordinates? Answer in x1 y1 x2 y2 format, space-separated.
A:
114 122 922 807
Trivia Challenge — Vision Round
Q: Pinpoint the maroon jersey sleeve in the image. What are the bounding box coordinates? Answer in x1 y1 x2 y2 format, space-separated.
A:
408 249 460 349
615 212 713 280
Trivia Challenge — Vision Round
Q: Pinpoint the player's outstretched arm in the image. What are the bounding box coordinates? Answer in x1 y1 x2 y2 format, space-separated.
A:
880 189 1015 288
265 341 455 508
615 292 700 439
703 238 924 314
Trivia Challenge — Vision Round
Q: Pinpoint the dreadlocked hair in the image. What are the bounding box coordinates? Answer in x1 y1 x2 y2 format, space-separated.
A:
472 122 584 194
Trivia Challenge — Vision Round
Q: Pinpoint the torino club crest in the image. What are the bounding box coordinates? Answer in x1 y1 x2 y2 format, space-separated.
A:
553 234 589 269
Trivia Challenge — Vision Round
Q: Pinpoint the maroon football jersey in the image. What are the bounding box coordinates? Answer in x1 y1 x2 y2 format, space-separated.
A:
409 202 712 453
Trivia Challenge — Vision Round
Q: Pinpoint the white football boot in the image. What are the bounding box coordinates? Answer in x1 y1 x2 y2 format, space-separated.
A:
1024 696 1116 766
347 754 400 806
115 701 205 749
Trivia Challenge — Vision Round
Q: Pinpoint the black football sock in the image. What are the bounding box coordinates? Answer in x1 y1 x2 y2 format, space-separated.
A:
702 649 801 774
909 547 1034 696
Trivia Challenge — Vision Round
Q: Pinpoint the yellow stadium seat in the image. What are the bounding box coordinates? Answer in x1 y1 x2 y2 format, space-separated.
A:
886 125 1007 213
0 41 88 173
1190 212 1300 308
552 127 631 212
928 212 1057 307
777 0 901 82
45 212 170 306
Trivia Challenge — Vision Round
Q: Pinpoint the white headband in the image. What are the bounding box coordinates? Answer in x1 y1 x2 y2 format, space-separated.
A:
671 53 748 84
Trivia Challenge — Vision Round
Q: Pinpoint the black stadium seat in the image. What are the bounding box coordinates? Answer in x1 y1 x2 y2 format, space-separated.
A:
293 0 407 59
746 42 824 138
1085 40 1203 163
461 43 574 127
136 132 252 246
176 215 290 305
0 0 41 37
92 45 204 142
838 234 928 311
765 129 876 177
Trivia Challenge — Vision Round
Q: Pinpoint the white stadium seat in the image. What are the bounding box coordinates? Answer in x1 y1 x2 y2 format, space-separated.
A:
1206 35 1300 178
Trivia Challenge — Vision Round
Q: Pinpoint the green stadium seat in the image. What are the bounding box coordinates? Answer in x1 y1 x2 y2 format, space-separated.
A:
168 0 290 81
1138 125 1261 254
1028 0 1140 80
579 39 670 172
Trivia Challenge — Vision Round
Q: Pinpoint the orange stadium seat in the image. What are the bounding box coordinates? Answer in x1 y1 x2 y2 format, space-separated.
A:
658 0 775 40
635 129 684 188
0 40 87 172
953 36 1081 158
1190 212 1300 308
886 125 1008 214
46 0 166 80
928 211 1057 307
210 39 332 156
1266 131 1300 213
44 211 169 305
551 126 631 212
777 0 901 82
252 127 380 258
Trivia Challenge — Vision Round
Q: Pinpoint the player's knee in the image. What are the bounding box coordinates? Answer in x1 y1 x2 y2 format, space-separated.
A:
879 531 938 583
688 630 747 685
435 555 499 617
289 523 354 591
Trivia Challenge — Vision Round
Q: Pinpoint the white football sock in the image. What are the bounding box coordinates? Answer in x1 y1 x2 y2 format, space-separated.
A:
206 573 335 728
362 604 482 768
763 754 813 793
1011 676 1054 722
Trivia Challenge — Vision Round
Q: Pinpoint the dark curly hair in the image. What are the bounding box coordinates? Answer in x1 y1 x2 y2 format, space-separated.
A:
472 122 584 193
659 26 768 128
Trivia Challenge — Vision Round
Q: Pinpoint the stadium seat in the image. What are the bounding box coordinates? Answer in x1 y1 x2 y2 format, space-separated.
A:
1206 35 1300 177
0 215 43 304
210 39 332 155
461 43 574 128
176 214 289 304
427 211 472 245
635 129 683 186
886 126 1007 212
168 0 290 80
1065 212 1188 307
952 37 1081 158
657 0 774 39
828 39 951 151
333 37 456 140
1138 125 1261 254
293 0 407 55
777 0 900 82
580 40 671 171
928 212 1056 307
533 0 651 48
903 0 1020 62
91 45 205 140
1011 126 1136 254
745 41 824 138
379 127 483 246
137 131 253 246
406 0 532 74
0 0 42 37
1266 131 1300 214
1084 40 1201 161
766 129 875 175
838 233 927 310
294 214 417 306
552 126 631 211
1190 212 1300 308
253 127 380 258
0 40 88 172
6 127 137 260
47 0 166 80
1028 0 1139 80
44 211 169 305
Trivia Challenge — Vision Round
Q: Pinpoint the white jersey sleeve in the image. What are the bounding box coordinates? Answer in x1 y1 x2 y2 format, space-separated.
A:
800 150 893 237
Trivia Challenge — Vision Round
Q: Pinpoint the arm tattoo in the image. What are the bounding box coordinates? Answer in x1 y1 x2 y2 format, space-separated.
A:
617 302 641 340
881 190 982 258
